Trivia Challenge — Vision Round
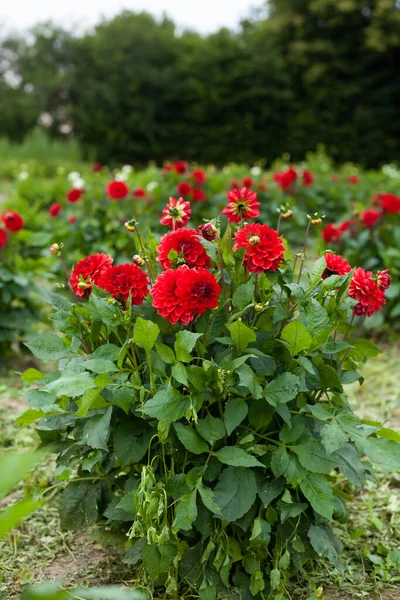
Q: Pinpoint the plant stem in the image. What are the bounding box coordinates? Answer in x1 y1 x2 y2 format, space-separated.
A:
296 218 312 284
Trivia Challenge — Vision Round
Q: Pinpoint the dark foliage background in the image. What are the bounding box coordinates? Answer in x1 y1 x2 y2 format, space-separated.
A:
1 0 399 166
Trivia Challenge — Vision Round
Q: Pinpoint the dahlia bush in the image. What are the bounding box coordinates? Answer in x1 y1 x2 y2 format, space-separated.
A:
20 197 400 599
322 191 400 328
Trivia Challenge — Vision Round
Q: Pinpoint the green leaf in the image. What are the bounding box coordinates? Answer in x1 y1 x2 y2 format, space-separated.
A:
353 435 400 473
220 223 235 267
292 440 337 473
270 568 281 590
281 321 312 356
91 344 120 361
300 474 335 519
21 368 45 383
308 523 342 571
155 342 176 364
90 291 121 327
171 362 188 386
236 364 262 399
25 333 72 361
214 467 257 522
227 320 256 354
141 387 190 423
84 359 119 373
174 423 209 454
174 331 203 363
0 495 43 539
114 422 153 467
257 480 285 508
232 282 254 310
15 409 45 429
270 448 290 478
24 390 60 413
309 255 326 285
0 451 42 499
321 420 347 455
224 398 248 436
198 481 221 515
45 372 97 397
333 443 365 487
198 237 219 262
214 446 264 468
59 481 100 530
264 373 300 407
133 317 160 355
82 407 113 450
172 489 198 531
196 415 226 445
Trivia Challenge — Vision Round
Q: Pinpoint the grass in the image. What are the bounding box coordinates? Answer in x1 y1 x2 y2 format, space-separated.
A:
1 349 400 600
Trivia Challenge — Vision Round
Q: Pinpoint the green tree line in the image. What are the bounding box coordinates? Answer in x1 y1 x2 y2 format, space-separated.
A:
0 0 399 166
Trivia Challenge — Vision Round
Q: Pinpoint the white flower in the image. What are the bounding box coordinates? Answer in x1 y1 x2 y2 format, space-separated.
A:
68 171 81 182
73 178 85 188
147 181 159 192
18 171 29 181
115 171 128 182
250 166 262 176
382 164 400 178
121 165 133 174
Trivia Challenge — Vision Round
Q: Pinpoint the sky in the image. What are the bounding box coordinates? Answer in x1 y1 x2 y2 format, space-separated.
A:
0 0 261 35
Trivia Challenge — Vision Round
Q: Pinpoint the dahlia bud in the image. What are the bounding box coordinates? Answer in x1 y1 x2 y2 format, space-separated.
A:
316 588 324 599
198 223 218 241
254 304 264 312
124 220 136 232
281 210 293 220
77 281 89 290
248 235 260 246
311 217 322 225
377 269 391 291
50 243 61 255
132 254 145 266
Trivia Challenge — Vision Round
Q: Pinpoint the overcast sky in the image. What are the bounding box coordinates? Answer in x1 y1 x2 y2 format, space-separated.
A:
1 0 261 35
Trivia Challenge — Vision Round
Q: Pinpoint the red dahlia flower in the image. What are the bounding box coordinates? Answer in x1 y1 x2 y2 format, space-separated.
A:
322 223 340 243
242 177 253 189
362 209 380 228
106 181 129 200
177 181 192 197
133 188 147 198
92 162 102 172
348 175 359 185
273 167 297 191
323 253 351 278
233 223 285 274
198 223 217 241
222 188 261 224
99 263 149 304
157 228 211 270
230 179 240 190
160 197 191 230
380 193 400 214
49 203 62 218
302 170 314 187
377 269 391 291
191 188 207 203
151 265 221 325
348 267 387 317
173 161 188 175
1 210 24 232
69 215 77 224
258 179 267 192
191 169 206 185
0 229 8 249
69 253 113 298
67 188 83 203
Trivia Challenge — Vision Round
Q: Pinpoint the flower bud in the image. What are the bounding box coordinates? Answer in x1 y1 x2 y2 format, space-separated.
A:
124 220 136 232
254 304 264 312
281 210 293 220
311 217 322 225
316 587 324 599
132 254 146 266
248 235 260 245
77 281 89 290
50 243 61 255
198 223 218 241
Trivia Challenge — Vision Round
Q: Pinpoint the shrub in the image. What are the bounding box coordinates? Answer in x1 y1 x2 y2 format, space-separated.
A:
21 208 400 599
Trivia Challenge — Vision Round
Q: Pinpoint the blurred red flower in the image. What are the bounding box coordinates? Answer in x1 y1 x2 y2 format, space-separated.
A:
191 188 207 203
106 181 129 200
92 162 102 172
302 170 314 187
242 176 253 189
233 222 285 273
380 193 400 213
191 169 206 185
1 210 24 232
157 228 211 270
67 188 83 203
69 215 77 224
49 203 62 218
151 265 220 325
348 175 359 185
273 167 297 191
133 188 147 198
177 181 192 197
362 209 380 228
0 229 8 249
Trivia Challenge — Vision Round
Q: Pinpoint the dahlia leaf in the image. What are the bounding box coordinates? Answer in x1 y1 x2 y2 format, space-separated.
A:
133 317 160 355
174 423 209 454
280 320 312 356
175 331 203 362
227 320 256 354
300 474 335 520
